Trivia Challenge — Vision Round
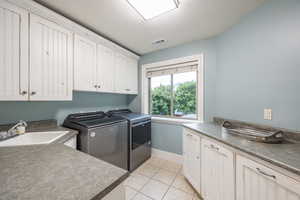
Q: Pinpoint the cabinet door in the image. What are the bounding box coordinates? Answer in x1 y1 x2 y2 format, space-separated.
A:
183 128 201 193
30 14 73 101
0 1 28 101
236 155 300 200
115 53 138 94
201 139 234 200
97 45 115 92
74 34 97 91
126 57 138 94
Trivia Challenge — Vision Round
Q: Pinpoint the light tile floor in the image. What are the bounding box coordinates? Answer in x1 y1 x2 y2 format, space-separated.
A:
124 157 202 200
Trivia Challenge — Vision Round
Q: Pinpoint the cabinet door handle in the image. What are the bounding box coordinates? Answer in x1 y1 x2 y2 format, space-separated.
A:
125 89 131 91
205 144 227 157
210 144 219 151
30 91 36 96
20 91 27 95
256 168 276 179
97 85 101 88
94 85 98 88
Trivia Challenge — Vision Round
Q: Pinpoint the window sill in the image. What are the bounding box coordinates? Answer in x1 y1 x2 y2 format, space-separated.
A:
151 116 202 125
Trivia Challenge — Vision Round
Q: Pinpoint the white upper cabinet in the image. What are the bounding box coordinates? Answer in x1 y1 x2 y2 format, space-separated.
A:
74 34 97 92
0 1 28 101
97 44 115 92
0 1 139 101
183 128 201 194
115 53 138 94
236 155 300 200
127 57 138 94
30 14 73 101
201 139 235 200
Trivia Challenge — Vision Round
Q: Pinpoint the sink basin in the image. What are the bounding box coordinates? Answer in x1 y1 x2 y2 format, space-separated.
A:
0 131 69 147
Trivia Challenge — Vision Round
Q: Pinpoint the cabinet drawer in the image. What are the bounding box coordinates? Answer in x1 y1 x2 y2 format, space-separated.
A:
184 129 200 144
237 155 300 198
202 139 233 159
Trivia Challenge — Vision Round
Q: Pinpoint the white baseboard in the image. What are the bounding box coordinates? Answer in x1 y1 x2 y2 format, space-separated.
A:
151 148 183 164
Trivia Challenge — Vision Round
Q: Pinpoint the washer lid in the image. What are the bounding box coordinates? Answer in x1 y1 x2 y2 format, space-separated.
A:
64 111 126 128
107 109 151 123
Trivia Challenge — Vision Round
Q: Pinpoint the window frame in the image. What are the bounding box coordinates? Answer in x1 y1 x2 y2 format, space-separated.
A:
141 54 204 122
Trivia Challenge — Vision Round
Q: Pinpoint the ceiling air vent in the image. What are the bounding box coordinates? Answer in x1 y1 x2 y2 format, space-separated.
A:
152 39 166 45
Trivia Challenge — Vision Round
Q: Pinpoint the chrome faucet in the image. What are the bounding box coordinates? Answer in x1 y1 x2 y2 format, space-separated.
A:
0 120 28 141
8 120 28 134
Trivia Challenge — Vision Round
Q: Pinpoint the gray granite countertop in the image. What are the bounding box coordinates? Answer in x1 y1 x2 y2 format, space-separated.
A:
0 120 129 200
0 144 129 200
184 122 300 176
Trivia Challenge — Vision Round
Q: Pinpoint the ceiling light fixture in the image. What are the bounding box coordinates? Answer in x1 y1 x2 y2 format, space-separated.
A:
127 0 179 20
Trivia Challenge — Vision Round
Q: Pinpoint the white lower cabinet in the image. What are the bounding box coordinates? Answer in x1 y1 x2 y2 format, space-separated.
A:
183 128 201 193
201 139 235 200
236 155 300 200
183 128 300 200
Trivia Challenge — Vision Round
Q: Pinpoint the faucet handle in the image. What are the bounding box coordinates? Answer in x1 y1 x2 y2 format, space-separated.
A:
8 120 27 134
19 120 28 127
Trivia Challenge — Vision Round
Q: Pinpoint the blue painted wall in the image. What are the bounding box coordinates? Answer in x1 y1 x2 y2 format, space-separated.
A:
134 0 300 155
215 0 300 131
0 92 129 125
152 122 183 154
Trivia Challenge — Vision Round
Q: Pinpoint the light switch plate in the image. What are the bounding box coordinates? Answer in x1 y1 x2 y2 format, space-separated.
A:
264 109 272 120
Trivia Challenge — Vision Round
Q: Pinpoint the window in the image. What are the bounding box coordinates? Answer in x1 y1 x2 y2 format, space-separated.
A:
149 71 197 119
143 55 203 120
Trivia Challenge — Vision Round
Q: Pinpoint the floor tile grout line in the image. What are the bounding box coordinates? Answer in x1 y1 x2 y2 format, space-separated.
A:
160 169 180 199
128 157 185 200
160 181 173 200
158 166 181 200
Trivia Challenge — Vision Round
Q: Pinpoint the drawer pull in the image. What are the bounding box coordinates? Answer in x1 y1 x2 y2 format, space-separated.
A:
256 168 276 179
205 144 228 157
210 144 219 151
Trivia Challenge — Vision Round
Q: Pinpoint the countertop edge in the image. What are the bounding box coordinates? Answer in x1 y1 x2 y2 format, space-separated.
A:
183 124 300 176
91 172 129 200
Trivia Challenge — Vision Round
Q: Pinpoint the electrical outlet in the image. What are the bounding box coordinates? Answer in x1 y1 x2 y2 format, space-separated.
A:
264 109 272 120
